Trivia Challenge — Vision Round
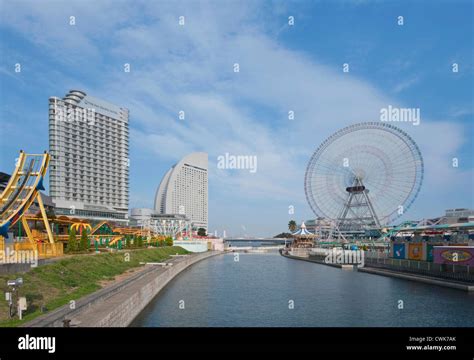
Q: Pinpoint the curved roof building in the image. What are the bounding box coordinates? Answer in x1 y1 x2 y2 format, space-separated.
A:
154 152 208 229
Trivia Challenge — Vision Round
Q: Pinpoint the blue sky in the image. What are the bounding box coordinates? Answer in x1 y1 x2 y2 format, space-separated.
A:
0 0 473 236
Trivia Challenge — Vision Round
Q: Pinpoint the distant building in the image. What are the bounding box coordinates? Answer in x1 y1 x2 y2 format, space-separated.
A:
154 152 208 230
48 90 129 224
0 172 10 192
130 208 191 238
29 193 55 215
416 208 474 226
305 208 474 238
443 208 474 223
305 217 333 238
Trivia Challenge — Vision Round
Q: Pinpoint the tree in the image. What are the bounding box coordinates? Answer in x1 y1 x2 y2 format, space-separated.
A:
80 230 89 251
288 220 297 232
67 227 77 253
274 232 293 239
197 228 207 236
165 237 173 247
137 235 143 247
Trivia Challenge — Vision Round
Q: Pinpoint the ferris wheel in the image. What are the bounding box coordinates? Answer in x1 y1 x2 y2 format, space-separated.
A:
304 122 424 230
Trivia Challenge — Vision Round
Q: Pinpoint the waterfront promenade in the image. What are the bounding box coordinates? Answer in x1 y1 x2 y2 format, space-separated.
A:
280 249 474 291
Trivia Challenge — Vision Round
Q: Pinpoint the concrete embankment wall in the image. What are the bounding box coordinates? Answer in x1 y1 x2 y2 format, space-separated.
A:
93 251 221 327
358 267 474 291
24 251 221 327
281 251 343 268
0 257 62 274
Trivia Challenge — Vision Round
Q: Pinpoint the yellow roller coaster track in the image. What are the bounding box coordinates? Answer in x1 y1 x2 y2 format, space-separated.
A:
0 151 54 244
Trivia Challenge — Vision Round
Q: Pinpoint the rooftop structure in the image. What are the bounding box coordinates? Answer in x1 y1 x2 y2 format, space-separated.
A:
130 208 191 239
291 222 316 248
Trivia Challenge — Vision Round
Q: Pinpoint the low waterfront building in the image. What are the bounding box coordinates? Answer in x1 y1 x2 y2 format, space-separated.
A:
130 208 191 238
130 208 223 252
389 221 474 261
173 237 224 253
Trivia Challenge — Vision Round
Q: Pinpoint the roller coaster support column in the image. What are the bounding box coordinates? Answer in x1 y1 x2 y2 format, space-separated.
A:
37 194 55 247
21 217 34 244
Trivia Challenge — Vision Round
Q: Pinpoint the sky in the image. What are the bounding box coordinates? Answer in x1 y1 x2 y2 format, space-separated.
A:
0 0 473 237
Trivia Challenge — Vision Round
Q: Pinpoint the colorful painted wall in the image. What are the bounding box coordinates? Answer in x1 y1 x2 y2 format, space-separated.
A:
392 241 471 262
407 243 425 260
392 243 406 259
433 246 474 266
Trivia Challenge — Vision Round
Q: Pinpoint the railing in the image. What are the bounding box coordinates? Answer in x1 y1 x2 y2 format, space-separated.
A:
309 248 330 256
365 251 389 259
364 257 474 283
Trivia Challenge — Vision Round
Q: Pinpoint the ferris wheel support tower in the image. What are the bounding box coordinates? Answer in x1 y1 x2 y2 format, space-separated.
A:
337 177 381 231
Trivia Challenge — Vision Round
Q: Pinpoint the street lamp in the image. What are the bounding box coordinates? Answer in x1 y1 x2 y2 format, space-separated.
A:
6 277 26 319
7 278 23 287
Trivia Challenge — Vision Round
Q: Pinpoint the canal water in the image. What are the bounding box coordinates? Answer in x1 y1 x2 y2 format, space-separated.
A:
131 251 474 327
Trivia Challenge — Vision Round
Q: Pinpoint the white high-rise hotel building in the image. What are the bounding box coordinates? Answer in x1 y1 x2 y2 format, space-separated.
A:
154 153 208 230
49 90 129 223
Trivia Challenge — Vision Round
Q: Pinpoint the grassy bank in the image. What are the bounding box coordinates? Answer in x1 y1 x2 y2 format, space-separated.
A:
0 246 189 326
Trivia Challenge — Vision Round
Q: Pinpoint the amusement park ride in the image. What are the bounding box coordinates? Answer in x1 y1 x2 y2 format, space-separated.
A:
0 151 157 257
303 122 424 244
0 151 59 254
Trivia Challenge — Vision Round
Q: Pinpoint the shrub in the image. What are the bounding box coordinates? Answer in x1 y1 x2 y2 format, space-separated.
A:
67 228 78 253
80 230 89 251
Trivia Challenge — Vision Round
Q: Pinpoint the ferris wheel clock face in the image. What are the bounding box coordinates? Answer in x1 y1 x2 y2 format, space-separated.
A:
304 122 424 227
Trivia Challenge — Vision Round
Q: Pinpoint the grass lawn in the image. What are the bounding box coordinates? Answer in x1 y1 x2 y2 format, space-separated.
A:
0 246 189 327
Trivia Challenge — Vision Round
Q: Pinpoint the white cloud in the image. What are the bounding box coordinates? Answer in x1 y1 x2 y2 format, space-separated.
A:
392 76 420 93
1 0 472 235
